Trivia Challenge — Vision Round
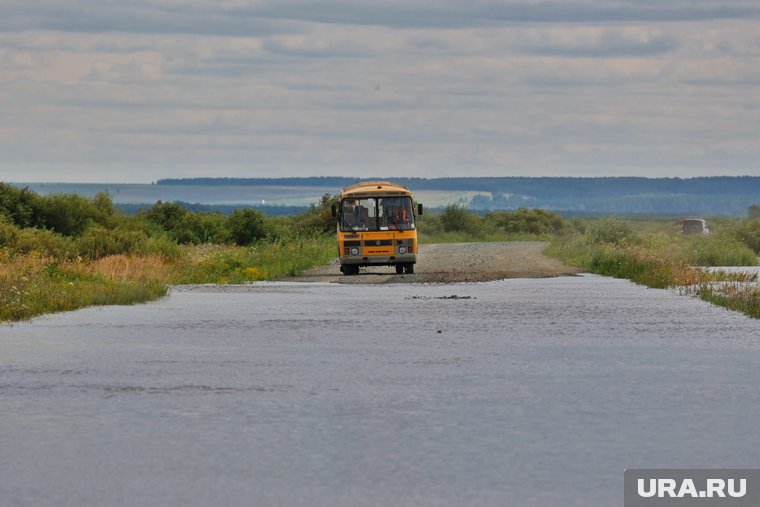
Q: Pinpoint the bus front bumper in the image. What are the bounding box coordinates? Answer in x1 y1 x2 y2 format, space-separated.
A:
340 253 416 267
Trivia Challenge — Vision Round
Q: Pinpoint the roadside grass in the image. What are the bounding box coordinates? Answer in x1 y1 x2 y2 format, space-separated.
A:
547 218 760 318
0 235 336 323
0 250 168 322
690 283 760 318
174 235 335 284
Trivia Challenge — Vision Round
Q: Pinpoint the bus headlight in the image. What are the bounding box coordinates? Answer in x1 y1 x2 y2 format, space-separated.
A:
398 246 407 255
351 247 359 256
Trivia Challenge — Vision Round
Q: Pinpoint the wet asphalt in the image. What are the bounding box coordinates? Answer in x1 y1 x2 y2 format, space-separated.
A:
2 275 760 506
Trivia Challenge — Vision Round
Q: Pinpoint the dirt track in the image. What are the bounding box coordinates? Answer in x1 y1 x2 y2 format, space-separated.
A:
281 241 581 284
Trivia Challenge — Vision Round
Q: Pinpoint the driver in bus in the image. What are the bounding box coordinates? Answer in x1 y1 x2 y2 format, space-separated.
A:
341 203 356 228
388 205 408 230
356 206 370 229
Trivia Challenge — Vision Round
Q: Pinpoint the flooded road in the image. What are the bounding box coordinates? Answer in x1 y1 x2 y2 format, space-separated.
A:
2 276 760 506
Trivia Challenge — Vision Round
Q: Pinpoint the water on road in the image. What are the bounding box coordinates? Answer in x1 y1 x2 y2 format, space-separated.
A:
2 275 760 506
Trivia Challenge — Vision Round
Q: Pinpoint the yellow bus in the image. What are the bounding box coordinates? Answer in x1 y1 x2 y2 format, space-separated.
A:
332 181 423 276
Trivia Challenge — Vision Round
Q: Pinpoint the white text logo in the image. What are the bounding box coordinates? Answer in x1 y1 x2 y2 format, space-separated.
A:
638 478 746 499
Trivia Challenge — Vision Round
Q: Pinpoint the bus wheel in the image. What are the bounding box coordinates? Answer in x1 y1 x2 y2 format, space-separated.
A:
395 265 404 274
404 263 415 274
342 265 359 276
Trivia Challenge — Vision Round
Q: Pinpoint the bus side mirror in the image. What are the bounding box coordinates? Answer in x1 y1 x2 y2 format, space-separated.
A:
417 203 424 216
331 204 337 218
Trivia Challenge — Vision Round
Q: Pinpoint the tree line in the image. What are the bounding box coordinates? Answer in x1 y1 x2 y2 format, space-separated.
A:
0 183 337 260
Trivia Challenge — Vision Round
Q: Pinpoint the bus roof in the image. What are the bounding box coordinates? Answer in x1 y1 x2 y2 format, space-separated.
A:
340 181 412 198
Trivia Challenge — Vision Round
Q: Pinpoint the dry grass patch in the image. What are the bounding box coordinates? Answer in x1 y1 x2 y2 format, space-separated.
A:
71 254 178 283
0 250 168 323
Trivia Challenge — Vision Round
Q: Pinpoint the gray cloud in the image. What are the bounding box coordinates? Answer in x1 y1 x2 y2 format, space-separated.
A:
261 41 372 59
1 1 760 181
0 1 292 36
232 1 760 28
2 1 759 35
519 32 678 58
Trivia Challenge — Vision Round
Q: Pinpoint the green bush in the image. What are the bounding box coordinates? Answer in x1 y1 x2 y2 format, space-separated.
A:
2 185 118 235
683 235 757 266
486 208 570 235
137 234 184 259
1 217 77 258
14 228 76 258
294 194 339 235
584 217 639 246
731 218 760 254
39 193 114 236
195 212 231 243
439 204 481 234
140 201 229 244
76 227 160 259
0 219 20 247
143 201 189 229
0 183 44 228
419 205 574 243
141 201 194 242
226 208 266 245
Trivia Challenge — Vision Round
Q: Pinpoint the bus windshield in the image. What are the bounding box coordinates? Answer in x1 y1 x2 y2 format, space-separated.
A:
341 196 415 232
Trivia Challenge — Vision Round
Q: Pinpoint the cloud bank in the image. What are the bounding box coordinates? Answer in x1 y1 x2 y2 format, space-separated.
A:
1 0 759 182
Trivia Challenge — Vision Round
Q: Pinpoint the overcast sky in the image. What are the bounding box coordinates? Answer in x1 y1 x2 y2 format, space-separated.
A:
1 0 759 183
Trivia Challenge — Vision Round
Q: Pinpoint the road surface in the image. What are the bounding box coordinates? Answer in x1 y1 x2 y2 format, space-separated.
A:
282 241 580 283
3 274 760 506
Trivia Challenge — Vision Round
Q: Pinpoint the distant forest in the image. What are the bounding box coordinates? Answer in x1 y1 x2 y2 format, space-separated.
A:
156 176 760 195
157 176 760 216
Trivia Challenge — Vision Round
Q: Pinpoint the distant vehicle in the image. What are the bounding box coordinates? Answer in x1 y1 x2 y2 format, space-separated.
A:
681 218 710 235
331 181 423 276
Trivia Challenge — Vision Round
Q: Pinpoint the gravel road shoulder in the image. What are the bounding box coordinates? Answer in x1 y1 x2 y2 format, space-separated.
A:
280 241 581 284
